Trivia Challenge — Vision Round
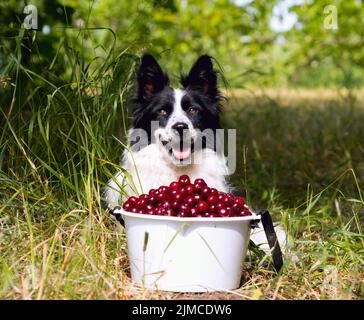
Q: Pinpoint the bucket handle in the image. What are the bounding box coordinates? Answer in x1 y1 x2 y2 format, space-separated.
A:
107 206 283 272
251 210 283 272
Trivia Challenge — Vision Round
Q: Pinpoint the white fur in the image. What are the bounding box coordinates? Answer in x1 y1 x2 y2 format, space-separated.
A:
104 142 229 206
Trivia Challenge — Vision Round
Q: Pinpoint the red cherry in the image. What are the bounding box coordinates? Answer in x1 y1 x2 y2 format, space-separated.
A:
178 175 191 186
145 204 153 211
193 183 204 193
218 208 229 217
179 204 191 212
216 202 225 210
217 194 225 202
178 209 189 217
139 194 149 201
161 200 172 209
194 178 206 186
169 181 179 190
158 186 169 193
169 189 179 198
200 186 211 199
225 207 233 216
197 201 209 213
128 196 138 206
148 189 156 196
209 204 217 213
149 195 157 204
193 194 201 203
232 203 241 213
185 195 197 206
234 196 245 206
122 202 132 211
136 199 147 209
131 208 138 213
206 213 216 218
210 188 218 196
190 208 198 217
223 195 234 207
165 208 176 216
156 192 166 202
185 184 195 195
206 195 217 204
179 187 187 197
145 209 154 215
170 200 179 210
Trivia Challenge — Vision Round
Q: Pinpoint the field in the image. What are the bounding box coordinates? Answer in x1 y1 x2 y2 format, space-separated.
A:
1 63 363 300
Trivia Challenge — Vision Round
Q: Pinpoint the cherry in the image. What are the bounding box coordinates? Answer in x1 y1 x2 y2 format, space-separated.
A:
193 182 204 193
148 189 156 196
209 204 217 213
131 208 138 213
217 194 225 202
234 196 245 207
149 195 157 204
200 186 211 199
139 194 149 201
161 200 172 209
178 175 191 186
223 195 234 207
122 202 132 211
216 202 225 210
190 207 198 217
232 203 241 213
136 199 147 209
206 195 217 205
197 201 209 213
145 204 153 211
156 192 166 202
185 195 197 206
194 178 206 186
179 187 187 197
185 184 195 195
178 209 189 217
128 196 138 206
158 186 169 194
145 209 154 215
171 200 180 210
169 181 179 190
165 208 176 216
218 208 229 217
210 188 219 196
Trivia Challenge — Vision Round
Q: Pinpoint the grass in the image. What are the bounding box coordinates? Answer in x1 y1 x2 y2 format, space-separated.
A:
0 29 363 300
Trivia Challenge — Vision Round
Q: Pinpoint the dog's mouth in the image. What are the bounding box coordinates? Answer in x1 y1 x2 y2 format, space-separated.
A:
160 137 195 161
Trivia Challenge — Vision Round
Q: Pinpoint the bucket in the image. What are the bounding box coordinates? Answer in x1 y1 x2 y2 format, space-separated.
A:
113 208 263 292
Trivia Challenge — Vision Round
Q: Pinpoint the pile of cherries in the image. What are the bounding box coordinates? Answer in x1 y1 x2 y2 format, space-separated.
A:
122 175 252 218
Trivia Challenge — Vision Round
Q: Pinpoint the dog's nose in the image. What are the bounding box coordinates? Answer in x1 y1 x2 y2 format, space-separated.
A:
172 122 189 136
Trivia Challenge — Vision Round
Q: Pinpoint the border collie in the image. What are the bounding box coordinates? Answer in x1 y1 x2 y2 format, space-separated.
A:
104 54 230 206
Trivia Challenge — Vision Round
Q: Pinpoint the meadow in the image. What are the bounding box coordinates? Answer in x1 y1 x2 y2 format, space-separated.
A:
1 45 363 299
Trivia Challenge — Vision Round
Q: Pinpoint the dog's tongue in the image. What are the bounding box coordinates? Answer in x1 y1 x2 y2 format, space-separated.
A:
172 148 191 160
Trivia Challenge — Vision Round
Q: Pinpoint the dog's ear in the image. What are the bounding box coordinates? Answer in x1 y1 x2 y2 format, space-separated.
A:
136 54 169 103
181 55 218 100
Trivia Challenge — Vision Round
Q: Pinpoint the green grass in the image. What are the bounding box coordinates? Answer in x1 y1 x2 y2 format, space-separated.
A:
0 29 363 300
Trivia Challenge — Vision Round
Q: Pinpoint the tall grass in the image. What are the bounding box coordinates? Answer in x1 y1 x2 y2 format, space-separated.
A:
0 28 363 299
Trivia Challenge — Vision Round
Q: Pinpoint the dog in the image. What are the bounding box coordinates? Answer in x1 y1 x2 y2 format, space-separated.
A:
104 54 286 251
104 54 230 206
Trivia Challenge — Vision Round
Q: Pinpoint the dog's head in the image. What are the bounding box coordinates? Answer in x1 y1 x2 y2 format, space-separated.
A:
132 54 222 165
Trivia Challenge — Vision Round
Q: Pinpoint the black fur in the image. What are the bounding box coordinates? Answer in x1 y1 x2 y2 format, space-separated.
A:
132 54 222 149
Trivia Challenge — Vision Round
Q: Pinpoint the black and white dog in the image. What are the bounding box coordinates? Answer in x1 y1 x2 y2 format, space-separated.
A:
105 54 230 206
104 54 286 250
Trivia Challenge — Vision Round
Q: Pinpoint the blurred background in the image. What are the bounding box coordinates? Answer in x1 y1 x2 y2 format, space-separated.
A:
1 0 364 88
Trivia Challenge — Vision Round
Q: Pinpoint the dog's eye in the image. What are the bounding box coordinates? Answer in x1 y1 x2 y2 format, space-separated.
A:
158 109 168 117
188 106 198 115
